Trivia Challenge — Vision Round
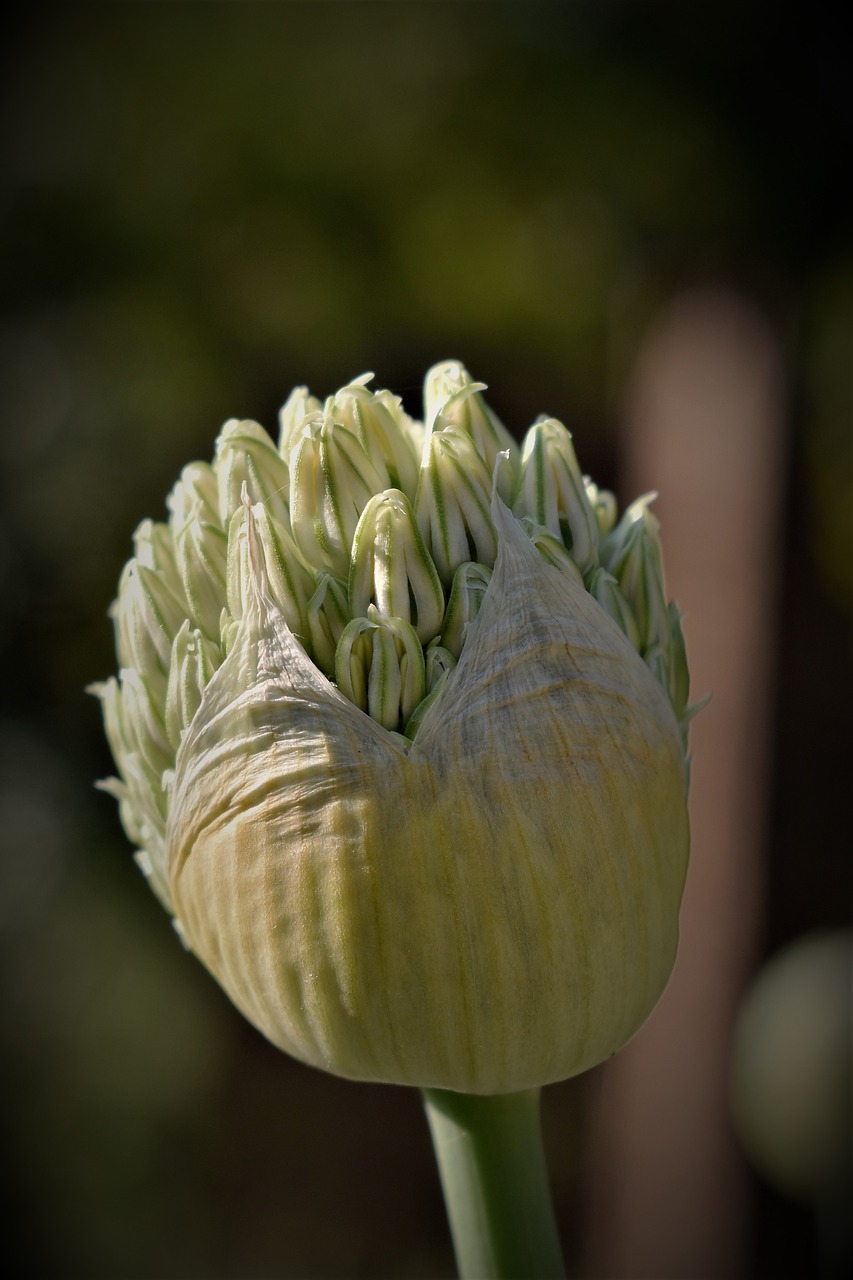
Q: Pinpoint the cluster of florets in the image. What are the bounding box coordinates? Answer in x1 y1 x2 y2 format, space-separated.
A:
92 360 689 908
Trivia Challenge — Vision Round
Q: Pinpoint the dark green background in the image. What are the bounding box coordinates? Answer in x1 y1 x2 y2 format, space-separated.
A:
1 2 850 1276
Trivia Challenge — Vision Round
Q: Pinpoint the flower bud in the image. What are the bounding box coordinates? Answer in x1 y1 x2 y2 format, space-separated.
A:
335 607 426 733
111 557 188 697
167 462 228 638
96 361 695 1098
666 603 691 727
132 518 177 576
518 518 585 585
586 565 642 651
584 479 618 537
424 360 518 497
219 607 239 657
514 418 599 574
403 642 458 740
289 411 390 577
306 572 351 676
168 459 220 529
415 428 497 586
226 501 313 645
278 386 322 455
440 561 493 658
425 641 457 691
215 419 291 527
349 489 444 643
119 666 172 780
602 494 670 657
329 375 420 499
164 620 222 751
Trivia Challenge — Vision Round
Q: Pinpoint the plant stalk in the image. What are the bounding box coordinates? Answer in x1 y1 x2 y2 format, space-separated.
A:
422 1087 566 1280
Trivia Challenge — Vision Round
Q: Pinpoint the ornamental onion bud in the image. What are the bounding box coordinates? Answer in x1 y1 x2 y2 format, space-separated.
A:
94 360 696 1095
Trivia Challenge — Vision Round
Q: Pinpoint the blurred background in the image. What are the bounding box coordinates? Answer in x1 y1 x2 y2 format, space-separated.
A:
1 2 850 1277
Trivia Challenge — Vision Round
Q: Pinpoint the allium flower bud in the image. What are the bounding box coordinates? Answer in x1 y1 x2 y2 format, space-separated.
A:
94 361 695 1094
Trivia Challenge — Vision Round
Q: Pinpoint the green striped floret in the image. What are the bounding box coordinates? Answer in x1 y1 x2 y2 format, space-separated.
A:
416 427 497 586
349 490 444 644
513 417 599 574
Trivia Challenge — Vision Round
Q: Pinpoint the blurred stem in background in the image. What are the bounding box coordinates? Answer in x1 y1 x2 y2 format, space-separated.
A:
586 291 785 1279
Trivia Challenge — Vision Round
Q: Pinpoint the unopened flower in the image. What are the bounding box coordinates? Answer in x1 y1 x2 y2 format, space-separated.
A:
93 360 694 1094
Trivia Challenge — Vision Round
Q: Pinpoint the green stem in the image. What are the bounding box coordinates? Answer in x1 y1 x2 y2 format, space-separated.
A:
422 1087 566 1280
